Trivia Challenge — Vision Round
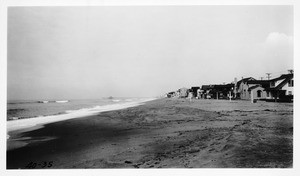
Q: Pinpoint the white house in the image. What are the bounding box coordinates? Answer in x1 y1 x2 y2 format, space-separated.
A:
265 74 293 102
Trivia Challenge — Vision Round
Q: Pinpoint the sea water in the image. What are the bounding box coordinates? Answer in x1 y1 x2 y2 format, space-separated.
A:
7 97 156 132
7 98 150 120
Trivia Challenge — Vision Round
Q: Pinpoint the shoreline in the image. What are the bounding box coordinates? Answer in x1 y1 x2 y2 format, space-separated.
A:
7 98 293 168
7 97 158 133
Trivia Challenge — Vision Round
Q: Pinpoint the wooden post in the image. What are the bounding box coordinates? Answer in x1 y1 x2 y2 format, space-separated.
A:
251 90 254 103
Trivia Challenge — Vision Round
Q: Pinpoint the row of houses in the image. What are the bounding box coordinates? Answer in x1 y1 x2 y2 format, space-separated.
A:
166 72 294 102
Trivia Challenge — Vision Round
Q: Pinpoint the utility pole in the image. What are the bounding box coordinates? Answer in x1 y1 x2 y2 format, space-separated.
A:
266 73 271 80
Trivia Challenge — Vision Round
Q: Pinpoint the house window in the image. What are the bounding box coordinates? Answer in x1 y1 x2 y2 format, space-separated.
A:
270 81 275 87
257 90 261 97
267 92 270 97
288 80 294 87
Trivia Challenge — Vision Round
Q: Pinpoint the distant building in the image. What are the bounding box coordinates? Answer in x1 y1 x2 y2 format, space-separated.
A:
188 91 194 99
265 74 293 102
248 84 267 100
190 87 200 98
211 84 234 99
200 84 234 99
167 72 293 103
237 79 270 100
178 87 189 98
235 77 256 99
235 73 293 102
166 91 176 98
200 85 214 99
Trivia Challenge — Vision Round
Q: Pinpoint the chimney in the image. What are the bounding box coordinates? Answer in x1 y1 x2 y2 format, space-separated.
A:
288 69 293 74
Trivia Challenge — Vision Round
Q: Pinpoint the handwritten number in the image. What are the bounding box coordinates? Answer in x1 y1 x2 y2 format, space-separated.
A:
48 161 53 167
25 161 53 168
42 162 47 168
25 162 33 169
25 162 37 169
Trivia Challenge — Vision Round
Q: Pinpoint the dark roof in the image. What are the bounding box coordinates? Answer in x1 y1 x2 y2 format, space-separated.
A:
237 77 255 83
246 80 271 89
247 80 270 85
201 85 213 90
191 87 200 90
269 74 293 82
248 85 261 91
266 74 293 91
201 84 234 91
213 84 234 89
237 77 256 87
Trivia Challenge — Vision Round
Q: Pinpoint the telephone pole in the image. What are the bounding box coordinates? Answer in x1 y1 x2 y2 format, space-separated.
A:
266 73 271 80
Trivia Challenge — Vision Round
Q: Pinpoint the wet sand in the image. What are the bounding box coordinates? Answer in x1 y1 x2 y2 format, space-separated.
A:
7 98 293 168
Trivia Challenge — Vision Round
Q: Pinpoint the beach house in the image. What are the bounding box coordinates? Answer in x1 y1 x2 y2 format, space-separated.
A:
235 77 255 99
190 87 201 98
210 84 234 99
166 91 176 98
178 88 189 98
237 78 271 101
265 73 293 102
247 84 267 100
200 85 214 99
167 71 293 102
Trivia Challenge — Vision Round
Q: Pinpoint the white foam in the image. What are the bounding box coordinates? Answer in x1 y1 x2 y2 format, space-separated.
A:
55 100 69 103
7 98 157 132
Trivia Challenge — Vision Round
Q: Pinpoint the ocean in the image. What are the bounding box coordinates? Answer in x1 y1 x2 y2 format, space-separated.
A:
7 97 156 133
7 97 154 121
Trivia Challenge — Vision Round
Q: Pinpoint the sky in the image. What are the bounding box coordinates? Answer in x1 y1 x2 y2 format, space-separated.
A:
7 6 293 100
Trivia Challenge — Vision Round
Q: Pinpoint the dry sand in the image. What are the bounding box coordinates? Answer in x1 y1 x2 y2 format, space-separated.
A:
7 98 293 168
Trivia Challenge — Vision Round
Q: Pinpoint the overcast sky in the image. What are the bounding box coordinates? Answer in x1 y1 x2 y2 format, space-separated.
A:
7 6 293 100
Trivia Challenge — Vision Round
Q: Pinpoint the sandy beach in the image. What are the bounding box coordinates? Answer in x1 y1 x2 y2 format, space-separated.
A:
7 98 293 169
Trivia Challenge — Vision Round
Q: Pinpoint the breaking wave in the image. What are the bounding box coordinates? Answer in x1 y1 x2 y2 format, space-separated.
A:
55 100 69 103
9 100 70 104
7 98 158 132
38 100 69 103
